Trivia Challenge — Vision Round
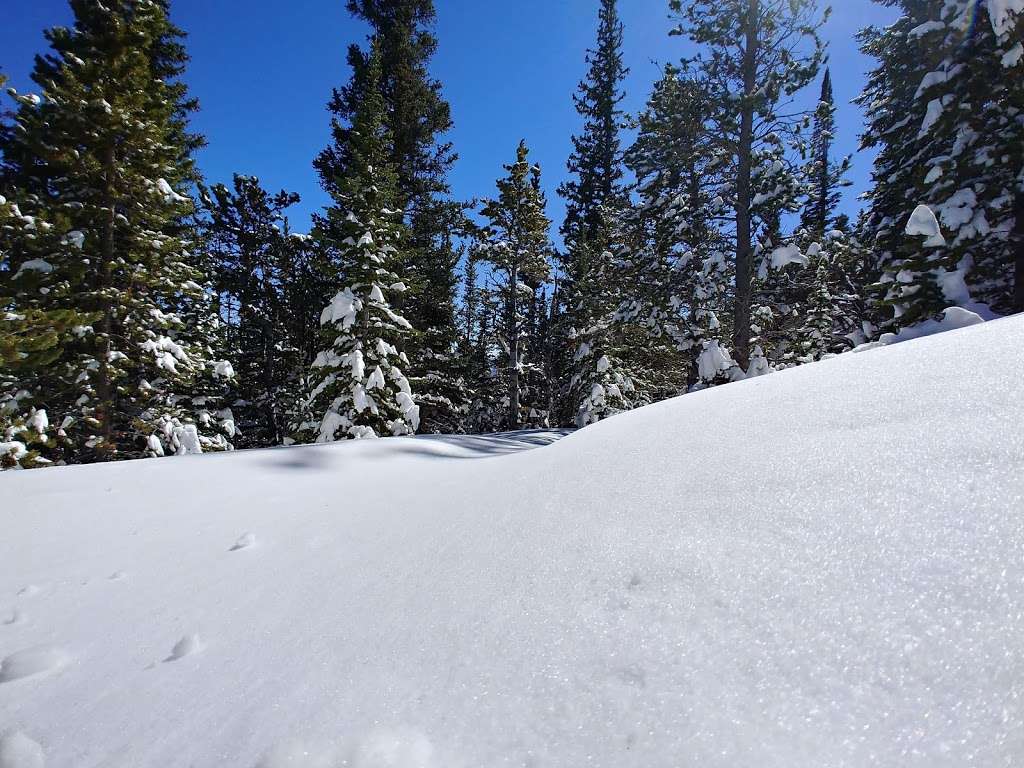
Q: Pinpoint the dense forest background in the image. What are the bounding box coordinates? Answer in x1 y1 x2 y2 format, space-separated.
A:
1 0 1021 467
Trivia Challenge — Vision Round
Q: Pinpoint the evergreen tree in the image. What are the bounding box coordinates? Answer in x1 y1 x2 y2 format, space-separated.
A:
858 0 1023 330
668 0 828 372
316 0 466 433
298 44 419 442
0 0 234 464
557 0 637 427
619 67 729 391
800 68 850 239
200 175 307 448
478 141 553 430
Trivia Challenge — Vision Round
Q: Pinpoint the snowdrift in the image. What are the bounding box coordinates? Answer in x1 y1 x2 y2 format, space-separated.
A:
2 317 1023 767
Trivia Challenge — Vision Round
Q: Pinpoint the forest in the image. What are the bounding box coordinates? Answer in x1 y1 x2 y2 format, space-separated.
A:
1 0 1022 468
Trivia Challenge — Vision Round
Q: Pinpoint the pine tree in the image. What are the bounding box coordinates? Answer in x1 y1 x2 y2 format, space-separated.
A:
619 67 729 391
668 0 828 372
0 0 234 464
800 69 850 239
316 0 466 433
478 141 553 430
200 175 307 448
557 0 638 427
859 0 1023 330
298 44 419 442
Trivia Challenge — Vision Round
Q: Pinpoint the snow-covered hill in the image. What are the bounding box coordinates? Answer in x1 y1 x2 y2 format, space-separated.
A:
2 317 1023 768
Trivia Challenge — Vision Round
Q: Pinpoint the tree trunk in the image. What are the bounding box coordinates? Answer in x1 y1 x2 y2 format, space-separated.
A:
509 261 520 430
732 0 759 373
1014 191 1024 313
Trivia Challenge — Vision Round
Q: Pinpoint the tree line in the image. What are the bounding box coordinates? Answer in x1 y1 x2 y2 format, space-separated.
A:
1 0 1021 468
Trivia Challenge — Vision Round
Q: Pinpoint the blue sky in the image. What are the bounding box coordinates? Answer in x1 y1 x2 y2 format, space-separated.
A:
3 1 899 241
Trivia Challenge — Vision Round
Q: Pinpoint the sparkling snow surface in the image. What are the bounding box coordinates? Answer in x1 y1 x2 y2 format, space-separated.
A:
2 318 1024 767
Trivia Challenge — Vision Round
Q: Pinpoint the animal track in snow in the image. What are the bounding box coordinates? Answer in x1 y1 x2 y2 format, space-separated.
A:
164 634 202 662
15 586 39 599
0 645 70 683
0 731 45 768
2 609 26 626
230 533 257 551
108 571 127 581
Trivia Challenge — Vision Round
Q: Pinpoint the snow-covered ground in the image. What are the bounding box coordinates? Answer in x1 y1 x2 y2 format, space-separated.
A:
2 317 1023 768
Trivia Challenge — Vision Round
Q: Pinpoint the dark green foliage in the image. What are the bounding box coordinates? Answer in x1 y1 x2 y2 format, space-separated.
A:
316 0 466 432
0 0 233 464
200 175 310 447
858 0 1023 330
478 141 554 430
299 43 420 442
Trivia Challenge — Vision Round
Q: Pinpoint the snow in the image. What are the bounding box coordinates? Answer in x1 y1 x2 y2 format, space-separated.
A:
768 243 806 269
214 361 236 379
696 339 734 381
987 0 1024 37
858 306 987 349
937 188 977 229
166 634 203 662
3 319 1024 766
918 98 944 136
0 646 70 683
0 732 44 768
155 178 188 205
905 204 946 246
27 410 47 435
320 288 361 330
908 20 944 37
61 231 85 250
230 533 257 551
13 260 53 279
1002 41 1023 67
0 442 28 462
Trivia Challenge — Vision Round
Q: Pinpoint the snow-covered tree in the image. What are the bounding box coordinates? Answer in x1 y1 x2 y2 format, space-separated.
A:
0 0 234 465
298 43 419 442
556 0 644 427
478 141 554 430
800 68 851 239
200 175 309 448
858 0 1023 331
317 0 467 433
668 0 828 372
619 67 730 392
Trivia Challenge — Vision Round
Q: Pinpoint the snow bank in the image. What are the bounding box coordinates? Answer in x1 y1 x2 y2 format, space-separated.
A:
856 306 986 350
2 319 1024 766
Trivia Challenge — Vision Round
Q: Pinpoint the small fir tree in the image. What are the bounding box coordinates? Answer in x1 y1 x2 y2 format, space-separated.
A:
298 44 419 442
478 141 554 430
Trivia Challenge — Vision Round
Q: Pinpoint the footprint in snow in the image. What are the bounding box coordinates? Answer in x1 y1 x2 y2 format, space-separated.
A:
164 634 202 662
230 533 257 552
0 645 70 684
2 609 26 627
0 731 45 768
15 586 40 599
108 571 127 582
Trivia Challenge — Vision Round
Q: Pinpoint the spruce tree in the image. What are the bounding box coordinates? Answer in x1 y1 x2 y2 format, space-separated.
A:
557 0 638 427
858 0 1023 329
200 175 306 448
316 0 466 433
0 0 234 464
800 68 851 240
619 67 728 391
298 44 419 442
668 0 827 372
478 141 553 430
